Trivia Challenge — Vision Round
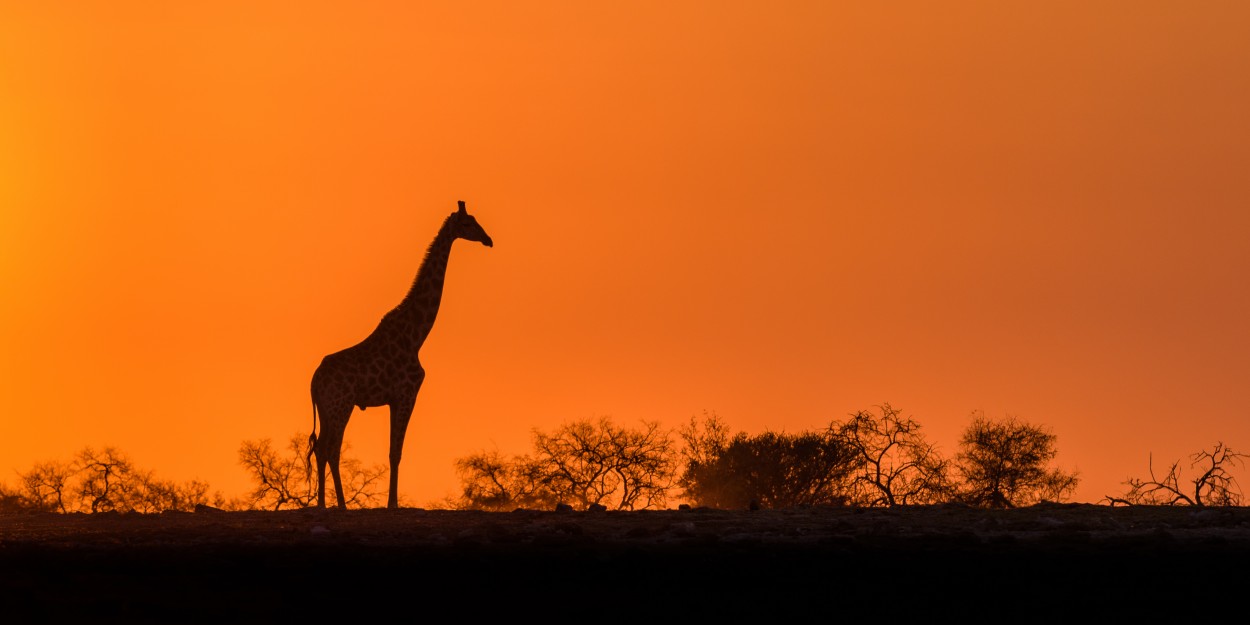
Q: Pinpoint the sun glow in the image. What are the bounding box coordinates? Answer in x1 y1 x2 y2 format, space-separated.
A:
1 2 1248 507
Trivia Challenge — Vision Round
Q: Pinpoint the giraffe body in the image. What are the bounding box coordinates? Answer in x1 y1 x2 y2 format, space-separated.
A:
309 200 492 508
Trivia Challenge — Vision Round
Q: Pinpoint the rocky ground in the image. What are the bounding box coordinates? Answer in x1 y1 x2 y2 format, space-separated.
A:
2 503 1248 623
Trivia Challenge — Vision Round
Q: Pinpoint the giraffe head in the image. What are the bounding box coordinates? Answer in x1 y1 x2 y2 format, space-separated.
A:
450 200 494 248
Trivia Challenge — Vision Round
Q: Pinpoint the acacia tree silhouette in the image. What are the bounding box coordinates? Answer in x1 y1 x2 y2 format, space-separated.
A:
833 403 952 506
954 413 1078 507
454 417 676 511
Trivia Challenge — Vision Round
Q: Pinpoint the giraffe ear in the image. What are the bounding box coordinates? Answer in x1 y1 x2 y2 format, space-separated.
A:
457 200 466 214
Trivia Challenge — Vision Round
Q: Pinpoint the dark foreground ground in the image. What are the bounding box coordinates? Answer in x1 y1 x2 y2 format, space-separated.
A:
2 503 1248 623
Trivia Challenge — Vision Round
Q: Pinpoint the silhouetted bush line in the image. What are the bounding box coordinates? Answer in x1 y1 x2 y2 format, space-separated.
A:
453 405 1083 511
0 437 387 514
0 446 222 514
1 403 1242 513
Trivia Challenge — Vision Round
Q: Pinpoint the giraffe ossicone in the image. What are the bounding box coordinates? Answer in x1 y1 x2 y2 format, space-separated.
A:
308 200 493 508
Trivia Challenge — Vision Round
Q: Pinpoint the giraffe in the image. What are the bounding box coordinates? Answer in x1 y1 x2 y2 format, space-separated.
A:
308 200 493 508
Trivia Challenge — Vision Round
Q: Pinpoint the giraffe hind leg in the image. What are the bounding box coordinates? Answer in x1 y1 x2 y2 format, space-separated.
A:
316 455 329 508
313 400 352 509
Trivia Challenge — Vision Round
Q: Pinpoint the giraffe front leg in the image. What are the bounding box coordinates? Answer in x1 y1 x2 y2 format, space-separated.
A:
387 381 421 509
330 457 347 509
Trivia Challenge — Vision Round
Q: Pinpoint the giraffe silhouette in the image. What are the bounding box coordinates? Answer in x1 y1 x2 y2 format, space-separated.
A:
308 200 493 508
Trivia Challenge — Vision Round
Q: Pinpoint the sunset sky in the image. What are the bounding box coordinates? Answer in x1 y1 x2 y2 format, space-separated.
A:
2 2 1247 506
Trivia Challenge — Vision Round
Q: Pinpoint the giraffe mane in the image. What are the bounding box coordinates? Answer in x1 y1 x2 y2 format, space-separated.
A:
396 211 456 310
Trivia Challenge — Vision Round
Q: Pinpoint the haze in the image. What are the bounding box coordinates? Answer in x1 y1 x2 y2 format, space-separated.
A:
2 2 1247 505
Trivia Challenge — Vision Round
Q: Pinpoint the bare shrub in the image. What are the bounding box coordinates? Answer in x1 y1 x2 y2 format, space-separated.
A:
1106 442 1246 506
237 434 387 510
453 451 559 512
454 416 677 511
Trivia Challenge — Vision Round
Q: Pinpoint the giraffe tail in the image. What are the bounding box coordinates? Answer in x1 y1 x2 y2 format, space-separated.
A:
306 393 318 486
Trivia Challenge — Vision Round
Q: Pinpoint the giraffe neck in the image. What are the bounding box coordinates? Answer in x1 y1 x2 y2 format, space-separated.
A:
395 216 457 350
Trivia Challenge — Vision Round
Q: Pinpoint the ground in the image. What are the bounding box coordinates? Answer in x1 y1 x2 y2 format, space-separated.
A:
2 503 1248 623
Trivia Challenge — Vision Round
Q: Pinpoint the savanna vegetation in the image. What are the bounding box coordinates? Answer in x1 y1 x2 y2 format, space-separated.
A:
0 438 387 514
453 405 1081 511
0 404 1242 513
1 446 226 514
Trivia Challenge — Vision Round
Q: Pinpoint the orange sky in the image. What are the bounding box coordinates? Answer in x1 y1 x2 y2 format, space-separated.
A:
2 2 1248 506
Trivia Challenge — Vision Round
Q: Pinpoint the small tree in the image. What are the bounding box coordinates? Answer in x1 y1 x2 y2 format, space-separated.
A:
17 460 76 513
954 413 1078 508
533 417 676 510
237 434 387 510
1106 442 1246 507
453 417 677 511
11 447 222 513
834 403 952 506
680 413 858 509
76 447 145 512
453 450 558 512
